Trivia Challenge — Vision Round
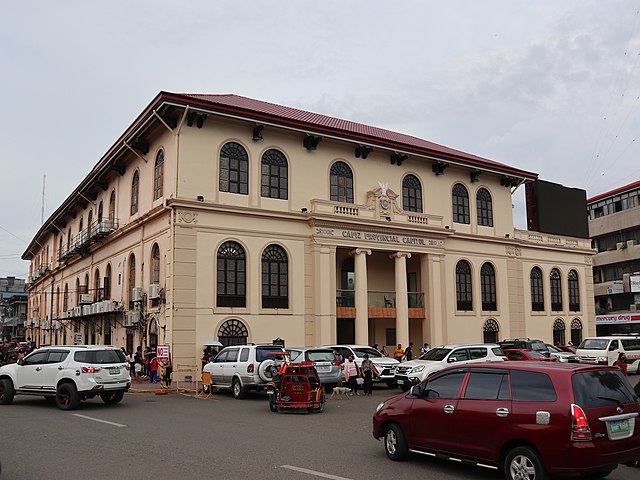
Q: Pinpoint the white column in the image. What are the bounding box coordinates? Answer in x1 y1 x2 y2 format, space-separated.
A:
392 252 411 347
352 248 371 345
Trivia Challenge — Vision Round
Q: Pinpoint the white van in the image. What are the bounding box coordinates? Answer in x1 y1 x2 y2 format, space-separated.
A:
576 335 640 374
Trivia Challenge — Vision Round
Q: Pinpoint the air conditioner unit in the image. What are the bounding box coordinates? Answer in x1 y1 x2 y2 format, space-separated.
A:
125 310 140 326
103 300 114 312
54 320 61 330
90 303 99 315
148 283 161 299
631 304 638 312
51 313 59 320
73 306 82 317
82 305 91 316
131 287 143 302
43 319 51 330
80 293 94 304
25 319 32 327
32 318 40 327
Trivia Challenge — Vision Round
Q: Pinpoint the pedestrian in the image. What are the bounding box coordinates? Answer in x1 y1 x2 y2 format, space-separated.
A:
343 355 360 395
334 349 344 364
421 343 430 355
17 348 25 361
403 342 414 361
27 337 34 354
143 346 151 378
380 345 389 357
372 343 379 352
126 350 135 377
361 353 374 396
134 346 143 381
201 348 212 369
393 344 404 362
150 356 159 383
614 352 628 376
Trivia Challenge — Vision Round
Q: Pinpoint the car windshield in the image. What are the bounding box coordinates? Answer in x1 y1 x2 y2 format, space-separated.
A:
353 347 382 358
579 339 609 350
419 348 451 361
74 349 126 364
256 347 285 362
530 341 547 352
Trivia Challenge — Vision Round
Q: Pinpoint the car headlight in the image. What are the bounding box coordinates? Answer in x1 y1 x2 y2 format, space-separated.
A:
376 402 385 413
597 356 608 364
410 365 425 373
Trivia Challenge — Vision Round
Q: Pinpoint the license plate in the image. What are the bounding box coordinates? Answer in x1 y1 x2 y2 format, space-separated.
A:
610 419 629 434
397 379 404 385
266 390 275 395
109 368 120 375
316 366 330 372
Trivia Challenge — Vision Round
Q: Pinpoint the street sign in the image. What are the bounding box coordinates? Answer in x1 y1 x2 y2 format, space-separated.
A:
157 344 170 362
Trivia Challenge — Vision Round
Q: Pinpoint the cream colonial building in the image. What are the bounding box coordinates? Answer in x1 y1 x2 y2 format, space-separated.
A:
22 91 595 369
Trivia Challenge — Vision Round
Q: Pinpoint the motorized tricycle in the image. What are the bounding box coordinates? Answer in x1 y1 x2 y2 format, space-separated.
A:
265 357 326 413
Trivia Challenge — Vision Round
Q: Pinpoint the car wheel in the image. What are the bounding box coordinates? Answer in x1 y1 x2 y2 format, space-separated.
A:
56 383 80 410
384 423 408 461
232 378 246 399
269 395 278 412
386 380 397 389
505 446 548 480
100 391 125 405
314 402 325 413
0 378 15 405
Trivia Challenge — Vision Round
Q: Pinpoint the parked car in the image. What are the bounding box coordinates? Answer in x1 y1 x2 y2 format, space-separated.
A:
0 345 130 410
497 338 549 356
202 344 286 398
576 336 640 373
556 344 577 354
373 362 640 479
324 345 399 387
394 344 507 391
287 347 341 390
504 349 557 362
545 343 579 362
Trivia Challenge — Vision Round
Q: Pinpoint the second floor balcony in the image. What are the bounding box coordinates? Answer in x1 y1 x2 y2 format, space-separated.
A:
58 218 119 263
336 289 425 318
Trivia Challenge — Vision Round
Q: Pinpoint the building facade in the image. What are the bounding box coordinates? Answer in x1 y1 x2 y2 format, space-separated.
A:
22 92 595 369
0 276 28 341
588 180 640 334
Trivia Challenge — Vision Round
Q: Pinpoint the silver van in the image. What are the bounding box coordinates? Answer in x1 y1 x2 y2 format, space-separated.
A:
287 347 341 390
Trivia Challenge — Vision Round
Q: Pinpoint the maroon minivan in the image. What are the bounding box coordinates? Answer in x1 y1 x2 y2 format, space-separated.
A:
373 362 640 479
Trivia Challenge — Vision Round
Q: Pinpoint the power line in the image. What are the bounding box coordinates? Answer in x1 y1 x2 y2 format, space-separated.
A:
0 225 29 244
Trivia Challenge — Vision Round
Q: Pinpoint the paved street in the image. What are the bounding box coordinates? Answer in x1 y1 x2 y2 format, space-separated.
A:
1 380 639 480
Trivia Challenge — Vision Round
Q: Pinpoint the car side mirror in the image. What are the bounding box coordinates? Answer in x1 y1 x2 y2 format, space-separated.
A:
410 385 422 397
448 357 457 363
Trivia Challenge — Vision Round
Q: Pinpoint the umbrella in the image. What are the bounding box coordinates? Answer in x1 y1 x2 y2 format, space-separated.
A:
203 340 223 347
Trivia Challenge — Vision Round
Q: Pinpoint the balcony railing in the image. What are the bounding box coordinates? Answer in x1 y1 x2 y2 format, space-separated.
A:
58 219 119 263
336 290 425 309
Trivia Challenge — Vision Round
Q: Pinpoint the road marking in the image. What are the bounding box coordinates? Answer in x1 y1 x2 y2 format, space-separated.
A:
281 465 353 480
72 414 127 428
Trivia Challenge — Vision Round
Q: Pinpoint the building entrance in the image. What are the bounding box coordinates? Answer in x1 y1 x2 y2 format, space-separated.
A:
337 318 355 344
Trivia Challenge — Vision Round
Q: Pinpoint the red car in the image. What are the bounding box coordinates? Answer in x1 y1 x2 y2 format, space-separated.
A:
372 363 640 479
504 349 558 362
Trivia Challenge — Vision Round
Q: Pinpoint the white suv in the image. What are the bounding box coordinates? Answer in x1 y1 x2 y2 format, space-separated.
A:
203 344 286 399
394 344 507 391
324 345 400 387
0 345 131 410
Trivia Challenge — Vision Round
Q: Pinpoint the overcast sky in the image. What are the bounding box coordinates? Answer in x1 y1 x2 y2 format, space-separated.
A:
2 1 640 279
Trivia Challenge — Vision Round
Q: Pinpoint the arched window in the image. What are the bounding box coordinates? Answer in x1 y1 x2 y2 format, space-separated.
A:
56 287 60 316
151 244 160 284
402 175 422 212
570 318 583 346
483 318 500 344
261 149 288 199
88 210 93 231
455 260 473 311
84 274 89 295
480 262 497 311
79 217 84 235
476 188 493 227
63 283 69 311
262 245 288 309
553 318 566 346
568 270 580 312
530 267 544 311
128 254 136 308
219 142 248 195
131 170 139 215
98 201 103 223
217 241 246 307
218 319 248 347
109 190 116 223
75 278 80 306
104 264 111 300
67 228 71 249
550 268 563 311
452 183 470 224
153 150 164 200
330 161 353 203
94 268 101 301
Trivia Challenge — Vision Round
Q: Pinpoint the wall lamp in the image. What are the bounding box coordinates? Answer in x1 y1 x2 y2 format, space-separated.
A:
187 111 198 127
303 135 322 151
390 153 407 166
470 170 481 183
500 176 519 188
252 124 264 142
355 145 373 159
196 196 205 202
196 114 207 129
432 162 448 176
301 208 308 213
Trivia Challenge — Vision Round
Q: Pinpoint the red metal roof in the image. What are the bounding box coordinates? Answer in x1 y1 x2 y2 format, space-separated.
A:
587 179 640 204
172 93 537 180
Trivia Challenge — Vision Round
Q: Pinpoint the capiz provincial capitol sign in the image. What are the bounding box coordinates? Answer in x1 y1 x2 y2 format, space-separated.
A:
314 227 443 248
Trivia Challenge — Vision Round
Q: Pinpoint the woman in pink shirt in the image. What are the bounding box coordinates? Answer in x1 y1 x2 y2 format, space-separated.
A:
343 355 361 395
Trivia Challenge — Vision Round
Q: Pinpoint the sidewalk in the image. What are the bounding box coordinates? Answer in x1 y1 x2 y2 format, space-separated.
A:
129 379 198 395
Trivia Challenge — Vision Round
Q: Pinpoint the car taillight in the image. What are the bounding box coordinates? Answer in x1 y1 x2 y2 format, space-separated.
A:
571 404 592 442
332 360 341 366
81 366 101 373
247 363 254 373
